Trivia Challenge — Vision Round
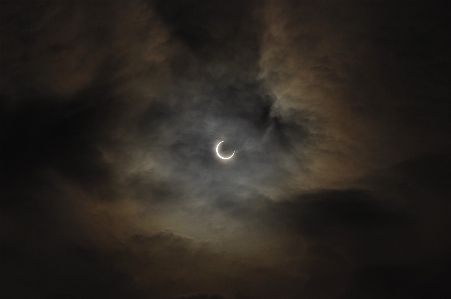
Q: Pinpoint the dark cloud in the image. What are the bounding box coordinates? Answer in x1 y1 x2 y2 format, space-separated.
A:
270 189 409 237
173 294 229 299
1 1 451 299
343 265 451 299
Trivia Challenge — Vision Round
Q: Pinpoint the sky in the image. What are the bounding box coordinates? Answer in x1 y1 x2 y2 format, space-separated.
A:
1 1 451 298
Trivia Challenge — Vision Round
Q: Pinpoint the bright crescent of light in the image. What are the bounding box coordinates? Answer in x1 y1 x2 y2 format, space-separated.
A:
216 141 235 160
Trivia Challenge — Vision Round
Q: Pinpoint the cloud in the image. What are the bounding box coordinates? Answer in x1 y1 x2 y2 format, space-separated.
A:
173 294 229 299
343 265 451 299
1 1 451 299
0 0 172 100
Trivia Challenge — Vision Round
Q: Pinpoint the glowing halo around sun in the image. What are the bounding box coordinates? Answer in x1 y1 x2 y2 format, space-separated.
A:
215 141 235 160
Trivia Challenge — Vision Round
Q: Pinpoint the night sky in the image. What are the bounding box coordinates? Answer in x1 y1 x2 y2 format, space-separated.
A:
1 1 451 298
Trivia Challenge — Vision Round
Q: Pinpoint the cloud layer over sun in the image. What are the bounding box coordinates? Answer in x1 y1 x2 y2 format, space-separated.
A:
1 1 451 299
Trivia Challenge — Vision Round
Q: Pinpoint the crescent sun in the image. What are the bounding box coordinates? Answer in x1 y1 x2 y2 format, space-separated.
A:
216 141 235 160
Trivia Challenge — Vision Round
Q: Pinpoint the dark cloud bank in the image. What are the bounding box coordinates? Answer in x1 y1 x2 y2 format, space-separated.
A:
1 1 451 299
